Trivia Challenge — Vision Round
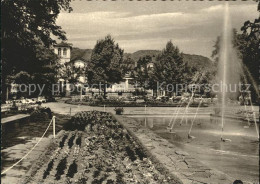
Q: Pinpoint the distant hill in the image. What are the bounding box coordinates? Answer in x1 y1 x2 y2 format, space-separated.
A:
128 50 161 61
71 47 92 61
71 48 214 71
182 53 214 70
129 50 213 70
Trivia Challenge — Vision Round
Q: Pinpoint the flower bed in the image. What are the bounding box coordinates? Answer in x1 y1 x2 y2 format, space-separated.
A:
65 98 209 107
23 111 181 184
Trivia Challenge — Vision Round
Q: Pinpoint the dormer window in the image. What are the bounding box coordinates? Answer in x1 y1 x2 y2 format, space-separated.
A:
58 48 61 56
63 48 67 56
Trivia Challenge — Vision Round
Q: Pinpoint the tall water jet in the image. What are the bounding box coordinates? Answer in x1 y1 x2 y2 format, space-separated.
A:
220 2 228 141
217 2 242 141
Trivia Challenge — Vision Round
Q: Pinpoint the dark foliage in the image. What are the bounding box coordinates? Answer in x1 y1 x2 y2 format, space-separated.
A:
55 157 67 180
87 35 124 99
66 161 78 178
2 0 72 100
43 159 54 179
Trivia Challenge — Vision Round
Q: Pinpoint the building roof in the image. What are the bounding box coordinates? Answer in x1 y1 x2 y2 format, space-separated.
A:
54 42 73 48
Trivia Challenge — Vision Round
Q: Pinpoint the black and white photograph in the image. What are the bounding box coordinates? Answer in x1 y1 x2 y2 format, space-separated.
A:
1 0 259 184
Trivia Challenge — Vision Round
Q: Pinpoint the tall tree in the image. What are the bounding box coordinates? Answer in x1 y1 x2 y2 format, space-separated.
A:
1 0 72 100
121 57 135 75
241 0 260 40
32 45 60 97
239 1 260 102
60 62 83 84
233 30 259 101
88 35 124 99
134 55 152 94
153 41 191 96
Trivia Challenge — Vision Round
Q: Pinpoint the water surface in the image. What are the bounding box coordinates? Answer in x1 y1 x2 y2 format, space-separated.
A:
131 115 259 183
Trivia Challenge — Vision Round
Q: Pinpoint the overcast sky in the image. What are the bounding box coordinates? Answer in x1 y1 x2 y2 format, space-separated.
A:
56 1 258 58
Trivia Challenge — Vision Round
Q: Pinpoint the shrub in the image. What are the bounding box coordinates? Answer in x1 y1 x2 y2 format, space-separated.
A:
114 107 124 115
30 107 52 121
30 110 49 121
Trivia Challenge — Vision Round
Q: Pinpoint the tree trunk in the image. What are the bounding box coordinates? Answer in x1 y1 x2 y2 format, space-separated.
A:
2 77 8 102
90 86 94 97
2 84 7 102
103 83 107 99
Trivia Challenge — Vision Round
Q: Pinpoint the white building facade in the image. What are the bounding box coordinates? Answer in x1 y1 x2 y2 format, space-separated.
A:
53 42 72 64
53 42 73 96
71 58 87 84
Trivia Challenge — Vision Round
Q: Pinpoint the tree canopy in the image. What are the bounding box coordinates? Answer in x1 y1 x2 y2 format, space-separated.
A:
152 41 191 95
1 0 72 99
87 35 124 98
134 55 152 92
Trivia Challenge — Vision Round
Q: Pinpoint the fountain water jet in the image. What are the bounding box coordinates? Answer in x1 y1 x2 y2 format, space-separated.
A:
239 65 259 138
168 93 194 133
167 102 183 128
216 1 259 142
167 68 202 131
248 96 259 140
179 92 194 126
167 101 186 132
217 2 241 142
243 103 250 128
220 2 229 142
188 97 203 139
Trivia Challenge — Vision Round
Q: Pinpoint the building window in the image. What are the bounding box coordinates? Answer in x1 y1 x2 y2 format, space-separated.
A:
58 48 61 56
63 48 67 56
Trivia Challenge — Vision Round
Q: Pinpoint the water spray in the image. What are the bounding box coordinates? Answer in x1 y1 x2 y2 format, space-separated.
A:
179 92 195 126
220 2 229 142
168 93 195 133
240 69 259 139
248 97 259 140
167 69 202 132
243 103 250 128
167 102 183 129
167 105 180 127
188 97 203 139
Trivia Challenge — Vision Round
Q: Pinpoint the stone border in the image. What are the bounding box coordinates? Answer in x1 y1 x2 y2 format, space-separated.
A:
114 114 236 184
111 112 184 184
